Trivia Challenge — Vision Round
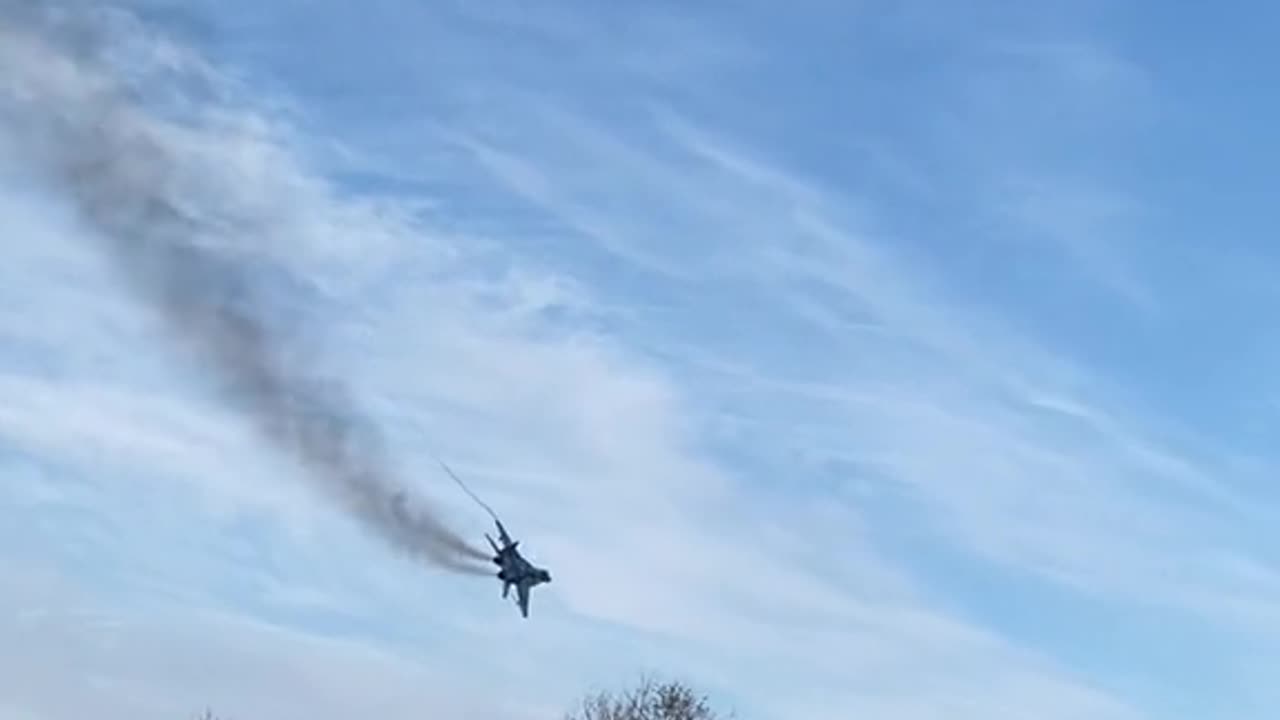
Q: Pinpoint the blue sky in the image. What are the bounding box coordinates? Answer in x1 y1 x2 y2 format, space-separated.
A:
2 1 1279 718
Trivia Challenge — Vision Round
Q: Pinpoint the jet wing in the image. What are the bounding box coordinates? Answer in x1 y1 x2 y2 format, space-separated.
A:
516 579 531 618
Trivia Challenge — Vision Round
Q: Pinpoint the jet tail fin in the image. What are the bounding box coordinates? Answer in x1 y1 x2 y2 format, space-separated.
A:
495 519 513 546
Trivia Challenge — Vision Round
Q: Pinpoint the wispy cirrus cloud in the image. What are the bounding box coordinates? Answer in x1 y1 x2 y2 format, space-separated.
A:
443 86 1277 617
4 2 1280 720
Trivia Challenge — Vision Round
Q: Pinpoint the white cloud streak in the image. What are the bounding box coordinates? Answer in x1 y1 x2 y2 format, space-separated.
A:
2 3 1278 720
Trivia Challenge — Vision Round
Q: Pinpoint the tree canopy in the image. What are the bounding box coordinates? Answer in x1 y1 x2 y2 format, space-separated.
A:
564 675 728 720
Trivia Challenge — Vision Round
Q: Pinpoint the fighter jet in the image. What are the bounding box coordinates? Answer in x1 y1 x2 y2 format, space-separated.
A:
486 519 551 618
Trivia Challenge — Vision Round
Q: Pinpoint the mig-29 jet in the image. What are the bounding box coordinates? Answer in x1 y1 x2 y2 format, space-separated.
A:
486 519 551 619
432 455 553 619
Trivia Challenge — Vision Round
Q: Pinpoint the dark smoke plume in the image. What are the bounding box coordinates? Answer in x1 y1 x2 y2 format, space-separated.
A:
1 3 493 574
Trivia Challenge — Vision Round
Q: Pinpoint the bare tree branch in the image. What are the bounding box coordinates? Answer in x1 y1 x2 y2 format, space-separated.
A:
564 675 728 720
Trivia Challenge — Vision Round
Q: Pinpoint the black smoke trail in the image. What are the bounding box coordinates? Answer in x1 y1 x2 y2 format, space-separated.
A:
0 3 493 574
